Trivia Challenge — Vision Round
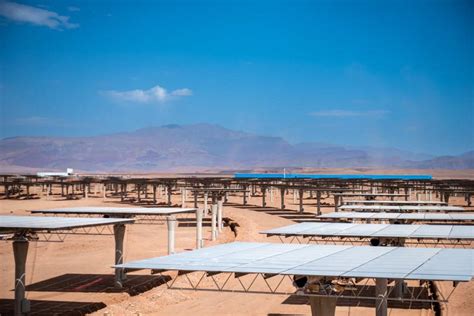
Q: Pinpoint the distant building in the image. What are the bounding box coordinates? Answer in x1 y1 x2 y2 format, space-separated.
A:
37 168 74 178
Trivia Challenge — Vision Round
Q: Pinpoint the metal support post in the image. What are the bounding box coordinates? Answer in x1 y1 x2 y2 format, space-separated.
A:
316 191 321 215
167 185 172 206
13 238 30 316
299 189 304 213
217 198 224 232
211 203 217 241
166 215 176 255
113 224 126 287
375 278 388 316
280 187 286 209
196 208 203 248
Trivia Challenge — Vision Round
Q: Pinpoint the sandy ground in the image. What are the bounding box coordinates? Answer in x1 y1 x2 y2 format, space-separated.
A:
1 189 473 316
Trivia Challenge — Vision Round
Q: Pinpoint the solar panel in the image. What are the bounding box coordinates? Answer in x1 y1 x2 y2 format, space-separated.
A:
30 207 197 216
339 205 465 212
342 200 447 205
319 212 474 222
334 193 407 197
0 215 133 231
234 173 433 180
115 242 473 281
261 223 474 240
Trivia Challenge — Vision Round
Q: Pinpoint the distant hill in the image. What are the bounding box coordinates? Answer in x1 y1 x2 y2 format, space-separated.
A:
0 123 472 172
404 151 474 169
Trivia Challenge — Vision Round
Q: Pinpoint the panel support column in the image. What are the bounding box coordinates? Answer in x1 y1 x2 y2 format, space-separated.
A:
167 185 172 206
211 203 217 241
334 195 339 212
262 186 267 207
13 238 30 316
137 184 141 203
375 278 388 316
196 208 203 249
299 189 304 213
113 224 126 288
193 191 198 208
308 296 336 316
316 191 321 216
166 215 176 255
181 188 186 207
204 192 208 214
280 187 286 209
217 197 224 232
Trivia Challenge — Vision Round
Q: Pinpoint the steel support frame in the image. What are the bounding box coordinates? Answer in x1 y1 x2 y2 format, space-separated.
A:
155 270 455 307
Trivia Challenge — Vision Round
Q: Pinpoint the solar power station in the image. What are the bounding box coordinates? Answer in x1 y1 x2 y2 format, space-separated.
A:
1 172 473 316
0 215 134 316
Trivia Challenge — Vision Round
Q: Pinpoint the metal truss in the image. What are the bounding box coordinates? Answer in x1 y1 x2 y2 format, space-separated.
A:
275 235 473 248
6 225 115 242
44 212 194 225
152 270 458 306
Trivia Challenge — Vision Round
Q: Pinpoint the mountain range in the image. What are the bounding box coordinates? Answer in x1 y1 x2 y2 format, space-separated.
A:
0 123 472 172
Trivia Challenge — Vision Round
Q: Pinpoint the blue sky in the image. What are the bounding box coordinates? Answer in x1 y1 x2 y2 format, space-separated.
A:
0 0 472 155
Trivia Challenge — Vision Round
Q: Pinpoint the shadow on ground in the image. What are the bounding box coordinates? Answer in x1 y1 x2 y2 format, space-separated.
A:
24 273 170 296
0 299 106 316
283 285 433 310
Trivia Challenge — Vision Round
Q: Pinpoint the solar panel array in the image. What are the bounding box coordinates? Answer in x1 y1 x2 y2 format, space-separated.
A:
339 205 465 212
234 173 432 180
334 193 408 197
342 200 447 205
319 212 474 222
31 206 197 216
261 222 474 240
0 215 133 231
115 241 473 281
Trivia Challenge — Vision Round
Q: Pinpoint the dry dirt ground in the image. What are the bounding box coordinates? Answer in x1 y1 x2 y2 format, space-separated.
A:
1 188 473 316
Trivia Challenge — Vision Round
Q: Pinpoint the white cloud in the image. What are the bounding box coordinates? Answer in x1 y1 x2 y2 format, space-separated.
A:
102 84 193 104
171 88 192 96
67 6 80 12
310 110 389 117
0 1 79 29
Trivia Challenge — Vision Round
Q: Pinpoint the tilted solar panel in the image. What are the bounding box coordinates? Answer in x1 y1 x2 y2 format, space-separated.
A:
115 242 473 281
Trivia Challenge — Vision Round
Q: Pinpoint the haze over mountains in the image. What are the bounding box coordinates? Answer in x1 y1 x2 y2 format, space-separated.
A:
0 124 472 172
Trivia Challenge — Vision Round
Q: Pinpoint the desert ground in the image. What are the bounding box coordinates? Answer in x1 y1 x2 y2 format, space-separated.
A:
1 173 473 316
